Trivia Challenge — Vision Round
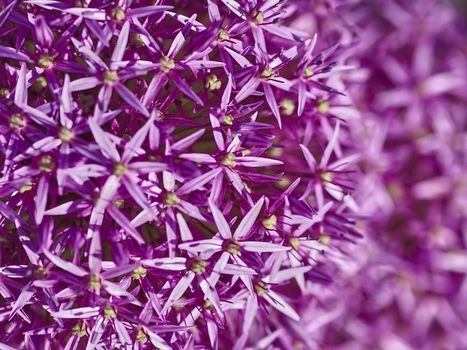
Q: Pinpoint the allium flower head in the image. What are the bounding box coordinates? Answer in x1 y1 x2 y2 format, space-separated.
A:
0 0 361 348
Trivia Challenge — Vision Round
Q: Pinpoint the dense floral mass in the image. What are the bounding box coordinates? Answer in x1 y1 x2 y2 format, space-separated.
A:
0 0 465 349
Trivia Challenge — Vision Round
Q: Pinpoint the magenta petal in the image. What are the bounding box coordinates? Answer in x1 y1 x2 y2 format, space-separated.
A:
43 250 88 277
34 175 49 225
208 199 232 239
114 82 150 117
107 205 145 244
178 168 222 195
241 241 290 252
111 21 130 63
171 74 204 106
263 82 281 128
233 196 265 240
0 45 30 61
126 5 172 18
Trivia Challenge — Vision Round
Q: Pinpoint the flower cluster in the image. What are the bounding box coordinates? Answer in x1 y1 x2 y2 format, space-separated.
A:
0 0 361 348
290 0 467 349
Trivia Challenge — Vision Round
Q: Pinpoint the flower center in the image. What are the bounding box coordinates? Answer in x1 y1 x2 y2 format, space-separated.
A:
136 328 148 343
226 241 241 255
191 259 207 275
160 56 175 73
303 67 314 78
205 74 222 91
103 305 117 319
20 182 33 193
9 113 25 129
223 115 233 125
132 33 145 48
132 266 147 280
58 127 74 142
32 76 47 93
72 322 87 337
321 171 333 182
289 237 300 250
39 155 55 172
319 234 331 245
88 274 101 291
113 162 127 176
252 10 264 24
317 99 329 114
0 88 9 97
218 29 229 41
111 7 125 21
260 68 275 79
38 55 54 69
113 199 125 208
164 192 180 207
254 281 269 297
262 215 277 230
103 70 118 85
280 99 295 116
221 153 236 168
35 266 47 278
203 299 215 310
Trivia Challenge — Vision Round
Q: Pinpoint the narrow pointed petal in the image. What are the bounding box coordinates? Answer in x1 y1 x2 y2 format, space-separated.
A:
263 82 281 128
107 205 145 244
233 197 265 239
178 168 222 195
172 74 204 106
162 272 195 314
34 175 49 225
241 241 289 252
208 199 232 239
88 118 120 161
14 63 27 105
264 290 300 321
115 82 150 117
43 250 88 277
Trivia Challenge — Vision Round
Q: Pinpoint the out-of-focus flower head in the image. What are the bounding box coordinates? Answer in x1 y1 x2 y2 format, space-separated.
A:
293 0 467 349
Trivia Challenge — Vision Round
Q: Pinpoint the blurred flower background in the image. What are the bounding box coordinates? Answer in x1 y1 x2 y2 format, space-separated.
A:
0 0 466 349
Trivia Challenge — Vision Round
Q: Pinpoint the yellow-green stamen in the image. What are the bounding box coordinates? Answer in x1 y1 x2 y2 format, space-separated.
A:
218 29 230 41
103 305 117 319
20 182 33 193
205 74 222 91
252 10 264 24
254 280 269 297
164 192 180 207
160 56 175 73
39 155 54 172
113 162 127 176
58 127 74 142
88 274 101 291
303 67 314 78
260 67 275 79
103 70 118 85
111 7 125 21
289 237 300 250
38 55 54 69
317 99 330 114
191 260 206 275
136 328 148 343
72 321 87 337
221 153 236 168
280 99 295 116
226 241 241 255
9 113 25 129
132 266 147 280
223 115 233 125
262 215 277 230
